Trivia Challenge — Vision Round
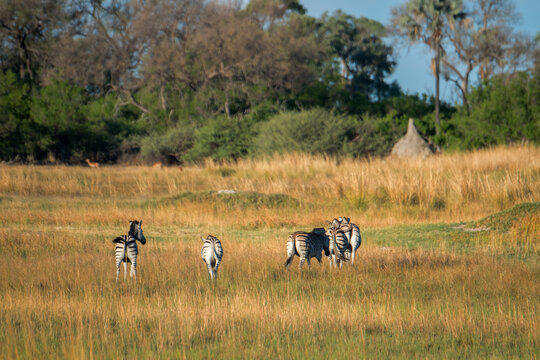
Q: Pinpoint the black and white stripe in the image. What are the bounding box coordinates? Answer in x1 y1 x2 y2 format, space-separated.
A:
200 235 223 279
339 217 362 264
284 228 330 271
113 220 146 281
325 225 349 268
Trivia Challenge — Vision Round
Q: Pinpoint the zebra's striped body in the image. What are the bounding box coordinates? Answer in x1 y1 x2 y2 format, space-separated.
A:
339 217 362 264
325 226 349 268
113 220 146 281
285 228 330 271
201 235 223 279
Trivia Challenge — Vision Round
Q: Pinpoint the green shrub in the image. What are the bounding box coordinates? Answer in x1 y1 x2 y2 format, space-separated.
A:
184 116 255 162
255 109 357 156
0 71 30 160
443 72 540 149
140 126 195 162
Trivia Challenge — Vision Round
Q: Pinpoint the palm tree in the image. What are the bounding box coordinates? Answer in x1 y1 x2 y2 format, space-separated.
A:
391 0 464 136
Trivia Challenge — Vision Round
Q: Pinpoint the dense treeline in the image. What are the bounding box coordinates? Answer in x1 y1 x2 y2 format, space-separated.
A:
0 0 538 164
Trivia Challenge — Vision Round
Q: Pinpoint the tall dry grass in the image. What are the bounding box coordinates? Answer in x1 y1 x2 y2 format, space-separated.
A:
0 228 538 358
0 146 538 358
0 145 537 227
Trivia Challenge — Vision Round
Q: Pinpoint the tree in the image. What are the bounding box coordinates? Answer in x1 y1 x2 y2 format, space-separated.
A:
0 0 68 82
46 0 179 114
391 0 464 135
439 0 529 110
319 10 397 102
0 71 29 160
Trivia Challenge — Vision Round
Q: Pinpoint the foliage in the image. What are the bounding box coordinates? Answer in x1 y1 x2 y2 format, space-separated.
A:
318 10 398 101
0 71 30 159
28 80 91 161
0 0 537 162
255 109 358 156
139 126 195 163
443 72 540 149
184 116 256 162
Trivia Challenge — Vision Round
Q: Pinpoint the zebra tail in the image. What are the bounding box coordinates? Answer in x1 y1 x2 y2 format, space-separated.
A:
284 256 293 269
285 235 297 269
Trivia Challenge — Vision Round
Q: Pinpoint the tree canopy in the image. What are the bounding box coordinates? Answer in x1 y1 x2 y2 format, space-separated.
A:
0 0 537 163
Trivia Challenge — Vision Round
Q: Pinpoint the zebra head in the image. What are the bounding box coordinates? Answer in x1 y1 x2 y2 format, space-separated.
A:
129 220 146 245
201 235 217 244
340 217 353 232
330 218 341 229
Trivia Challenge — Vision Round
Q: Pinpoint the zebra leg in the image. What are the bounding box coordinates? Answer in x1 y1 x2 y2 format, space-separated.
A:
130 261 137 280
207 265 214 279
299 257 306 271
123 262 127 280
351 250 355 265
306 257 311 269
214 263 220 279
116 260 121 282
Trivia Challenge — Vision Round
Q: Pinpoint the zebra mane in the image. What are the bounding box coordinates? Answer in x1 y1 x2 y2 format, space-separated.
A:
112 235 126 243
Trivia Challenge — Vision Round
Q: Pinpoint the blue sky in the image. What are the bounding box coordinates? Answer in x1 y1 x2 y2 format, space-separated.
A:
301 0 540 103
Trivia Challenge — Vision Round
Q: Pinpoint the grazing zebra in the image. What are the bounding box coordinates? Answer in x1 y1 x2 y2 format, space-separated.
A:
284 228 330 271
113 220 146 281
339 217 362 264
200 235 223 279
325 224 349 268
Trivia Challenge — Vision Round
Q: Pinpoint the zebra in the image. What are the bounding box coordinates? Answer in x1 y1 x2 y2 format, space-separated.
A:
113 220 146 281
325 221 349 268
200 235 223 280
284 228 330 271
339 217 362 265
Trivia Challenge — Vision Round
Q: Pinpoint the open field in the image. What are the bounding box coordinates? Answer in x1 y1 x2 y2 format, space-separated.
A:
0 146 539 358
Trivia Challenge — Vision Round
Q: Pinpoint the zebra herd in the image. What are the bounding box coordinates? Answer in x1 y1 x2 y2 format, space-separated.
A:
285 217 362 271
113 217 360 281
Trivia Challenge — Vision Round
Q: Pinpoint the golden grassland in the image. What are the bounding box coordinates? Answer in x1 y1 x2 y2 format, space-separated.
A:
0 145 539 358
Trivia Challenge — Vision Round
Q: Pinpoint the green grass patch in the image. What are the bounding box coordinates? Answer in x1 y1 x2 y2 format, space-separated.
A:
474 202 539 232
154 190 299 209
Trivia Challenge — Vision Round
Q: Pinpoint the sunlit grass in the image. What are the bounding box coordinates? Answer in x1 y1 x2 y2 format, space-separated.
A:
0 145 538 358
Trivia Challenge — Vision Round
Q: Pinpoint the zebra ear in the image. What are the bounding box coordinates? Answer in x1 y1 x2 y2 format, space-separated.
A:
139 219 143 226
201 237 206 242
326 220 332 226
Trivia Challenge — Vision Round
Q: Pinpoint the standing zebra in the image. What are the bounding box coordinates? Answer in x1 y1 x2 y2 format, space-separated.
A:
200 235 223 280
284 228 330 271
326 223 349 268
113 220 146 281
339 217 362 264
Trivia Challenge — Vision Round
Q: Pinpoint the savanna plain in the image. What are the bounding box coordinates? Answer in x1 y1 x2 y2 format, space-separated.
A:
0 146 539 359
